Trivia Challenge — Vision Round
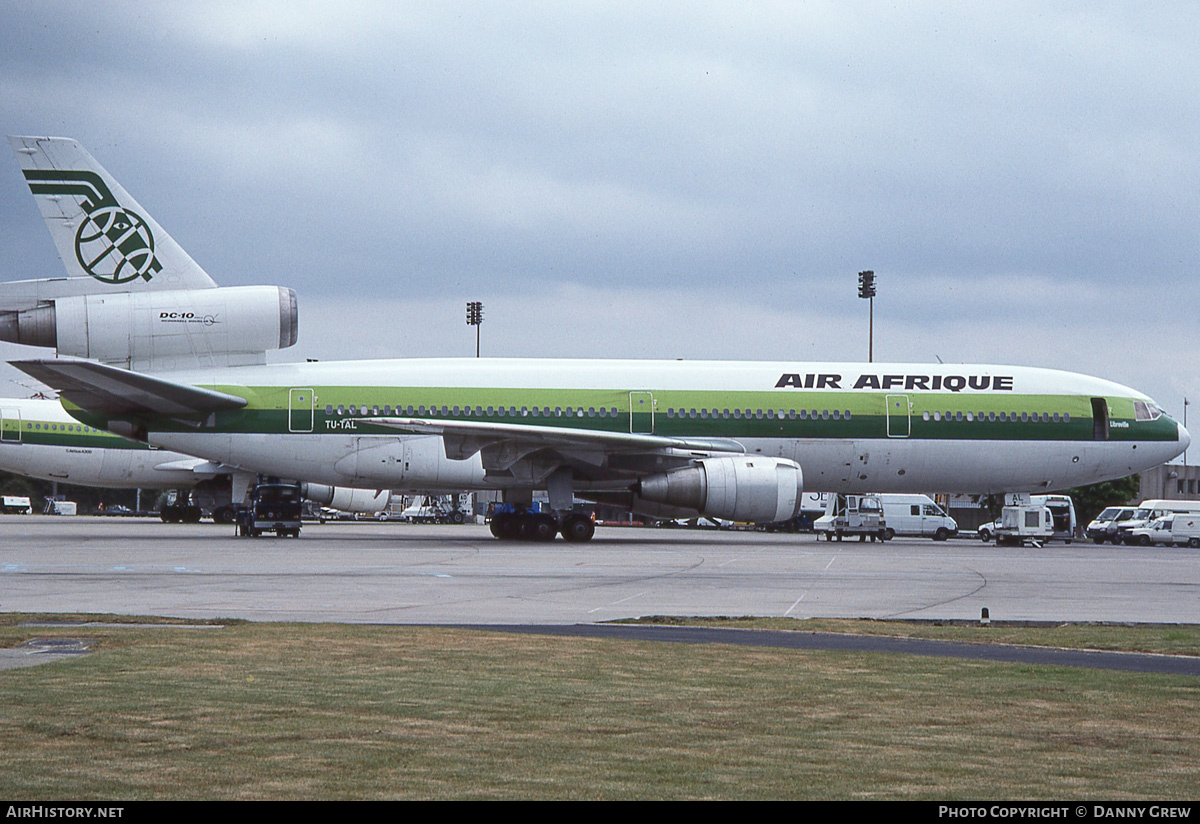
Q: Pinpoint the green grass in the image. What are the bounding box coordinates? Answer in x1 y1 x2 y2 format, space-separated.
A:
1 615 1198 800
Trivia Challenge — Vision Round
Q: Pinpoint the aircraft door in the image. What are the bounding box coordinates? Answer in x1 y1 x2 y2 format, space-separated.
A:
885 394 911 438
289 388 314 433
630 391 655 434
0 408 20 443
1090 397 1110 440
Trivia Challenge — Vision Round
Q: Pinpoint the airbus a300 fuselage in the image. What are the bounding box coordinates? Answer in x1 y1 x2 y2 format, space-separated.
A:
0 396 200 487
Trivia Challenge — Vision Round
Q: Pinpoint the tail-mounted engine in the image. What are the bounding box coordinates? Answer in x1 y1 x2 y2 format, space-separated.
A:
0 285 297 369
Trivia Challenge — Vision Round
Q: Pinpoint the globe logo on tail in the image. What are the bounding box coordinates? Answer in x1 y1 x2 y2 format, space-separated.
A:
74 205 158 284
23 169 162 284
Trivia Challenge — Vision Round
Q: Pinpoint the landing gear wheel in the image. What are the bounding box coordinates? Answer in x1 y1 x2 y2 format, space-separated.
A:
519 514 557 542
490 513 518 540
561 515 595 543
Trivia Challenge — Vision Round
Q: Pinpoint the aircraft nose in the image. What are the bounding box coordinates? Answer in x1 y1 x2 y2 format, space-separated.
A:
1179 420 1192 452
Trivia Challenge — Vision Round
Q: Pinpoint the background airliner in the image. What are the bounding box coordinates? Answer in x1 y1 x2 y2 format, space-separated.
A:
0 395 391 521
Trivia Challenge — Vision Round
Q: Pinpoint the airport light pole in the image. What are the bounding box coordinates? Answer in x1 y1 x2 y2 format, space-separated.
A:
466 301 483 357
857 270 876 362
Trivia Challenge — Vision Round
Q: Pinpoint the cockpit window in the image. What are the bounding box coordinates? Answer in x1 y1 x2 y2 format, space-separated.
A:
1134 401 1162 421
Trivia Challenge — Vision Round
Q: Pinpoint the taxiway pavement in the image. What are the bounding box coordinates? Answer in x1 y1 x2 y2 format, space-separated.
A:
1 517 1196 624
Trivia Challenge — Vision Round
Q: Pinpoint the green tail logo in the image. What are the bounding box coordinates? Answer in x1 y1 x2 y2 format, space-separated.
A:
24 169 161 284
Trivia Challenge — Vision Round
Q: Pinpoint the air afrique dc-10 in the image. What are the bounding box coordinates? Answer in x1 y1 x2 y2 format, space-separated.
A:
1 136 1187 541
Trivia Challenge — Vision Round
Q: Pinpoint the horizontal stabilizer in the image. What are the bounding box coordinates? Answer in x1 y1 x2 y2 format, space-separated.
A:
152 458 231 475
10 358 246 419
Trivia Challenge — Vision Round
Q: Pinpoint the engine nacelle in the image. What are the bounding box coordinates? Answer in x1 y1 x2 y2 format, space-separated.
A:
0 285 297 369
302 484 392 514
636 456 803 523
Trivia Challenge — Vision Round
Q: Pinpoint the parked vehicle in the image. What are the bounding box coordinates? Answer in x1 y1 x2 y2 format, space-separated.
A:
994 501 1054 546
877 494 957 540
1112 499 1200 545
1086 506 1137 544
236 483 303 538
1 495 32 514
814 494 889 541
818 493 957 541
400 495 469 524
983 495 1075 542
1170 515 1200 548
1126 515 1177 547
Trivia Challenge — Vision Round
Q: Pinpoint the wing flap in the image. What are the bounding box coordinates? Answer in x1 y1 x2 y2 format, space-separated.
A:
364 416 746 460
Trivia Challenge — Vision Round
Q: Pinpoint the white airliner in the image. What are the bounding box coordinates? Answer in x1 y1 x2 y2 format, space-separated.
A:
0 395 391 521
3 137 1189 541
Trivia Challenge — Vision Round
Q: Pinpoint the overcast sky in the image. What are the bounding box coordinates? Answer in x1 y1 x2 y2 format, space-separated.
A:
0 1 1197 421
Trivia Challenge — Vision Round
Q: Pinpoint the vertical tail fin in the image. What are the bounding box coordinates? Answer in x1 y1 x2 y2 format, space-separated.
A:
8 136 217 291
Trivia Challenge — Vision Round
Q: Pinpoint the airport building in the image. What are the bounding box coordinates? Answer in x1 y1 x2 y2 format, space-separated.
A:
1137 463 1200 501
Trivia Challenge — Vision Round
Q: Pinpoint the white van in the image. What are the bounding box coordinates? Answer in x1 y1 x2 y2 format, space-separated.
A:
877 494 958 541
1113 499 1200 546
1034 494 1077 542
1169 514 1200 548
1127 515 1176 547
1086 506 1137 544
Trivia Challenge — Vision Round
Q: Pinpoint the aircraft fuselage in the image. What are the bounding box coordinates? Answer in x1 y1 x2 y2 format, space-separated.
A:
58 356 1186 496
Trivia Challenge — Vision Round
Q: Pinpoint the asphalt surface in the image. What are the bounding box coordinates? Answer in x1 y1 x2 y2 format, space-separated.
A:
2 516 1198 674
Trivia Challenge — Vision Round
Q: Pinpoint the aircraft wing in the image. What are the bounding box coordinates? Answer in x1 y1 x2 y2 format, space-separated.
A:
367 416 746 458
10 358 247 418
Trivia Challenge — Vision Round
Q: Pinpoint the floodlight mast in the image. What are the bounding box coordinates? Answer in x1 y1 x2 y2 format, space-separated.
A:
466 301 483 357
857 270 876 362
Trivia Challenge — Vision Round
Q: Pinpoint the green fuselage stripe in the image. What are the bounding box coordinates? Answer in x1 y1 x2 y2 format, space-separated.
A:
66 386 1179 444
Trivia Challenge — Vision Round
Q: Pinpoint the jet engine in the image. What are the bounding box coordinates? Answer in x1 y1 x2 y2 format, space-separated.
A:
0 285 297 369
635 456 803 523
302 484 392 515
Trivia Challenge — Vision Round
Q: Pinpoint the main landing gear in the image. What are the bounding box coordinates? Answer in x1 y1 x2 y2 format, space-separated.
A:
489 507 596 542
